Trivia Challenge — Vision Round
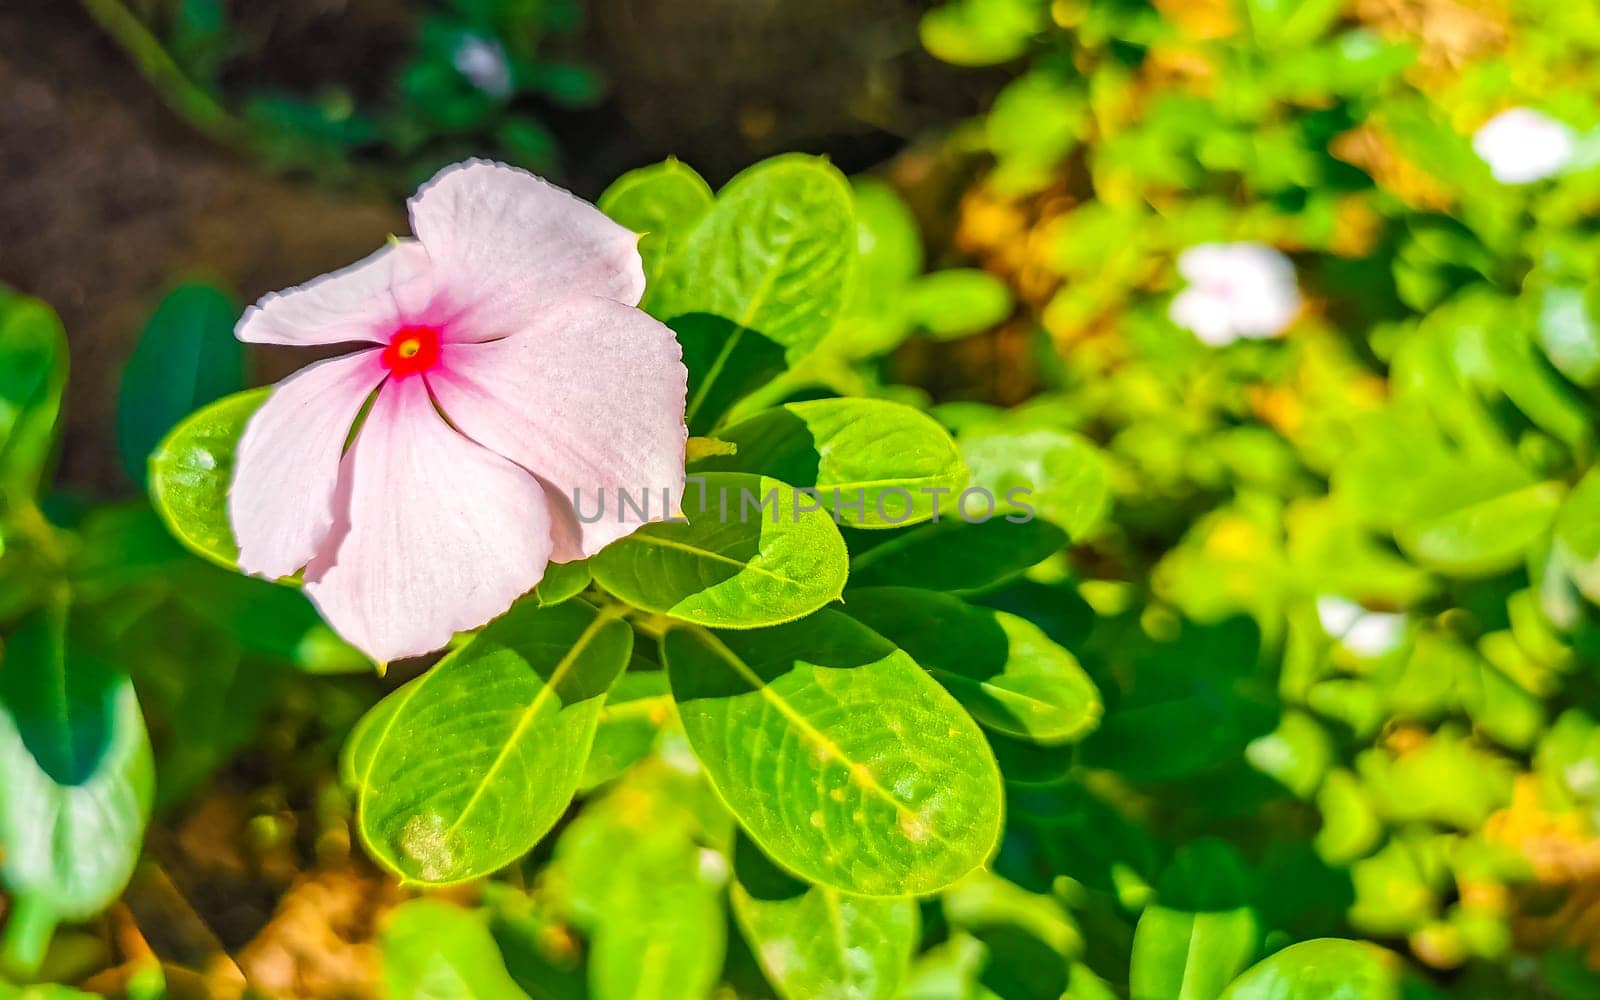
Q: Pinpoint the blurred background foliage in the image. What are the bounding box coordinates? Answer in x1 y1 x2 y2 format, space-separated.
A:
8 0 1600 997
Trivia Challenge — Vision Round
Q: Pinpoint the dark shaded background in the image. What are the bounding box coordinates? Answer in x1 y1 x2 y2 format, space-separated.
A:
0 0 996 497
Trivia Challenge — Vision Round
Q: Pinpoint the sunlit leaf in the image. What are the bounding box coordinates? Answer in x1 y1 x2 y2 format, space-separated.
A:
381 899 530 1000
148 387 267 571
663 611 1003 895
693 398 969 528
732 834 918 1000
846 587 1100 744
351 599 631 884
591 471 848 628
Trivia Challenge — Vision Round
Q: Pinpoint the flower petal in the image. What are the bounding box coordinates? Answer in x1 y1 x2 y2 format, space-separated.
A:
409 160 646 341
230 349 387 579
302 376 554 662
237 240 434 347
427 295 687 560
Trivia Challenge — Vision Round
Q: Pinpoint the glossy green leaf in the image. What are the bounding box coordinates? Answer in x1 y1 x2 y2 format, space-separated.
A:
851 178 923 293
1219 939 1401 1000
350 599 631 884
941 870 1082 998
692 398 969 528
1244 0 1344 47
588 840 725 1000
731 835 918 1000
148 387 267 570
846 587 1100 744
381 899 530 1000
598 158 714 285
591 471 848 628
1550 466 1600 602
896 933 994 1000
663 611 1004 895
674 312 789 436
579 670 671 791
847 518 1066 594
920 0 1044 66
0 289 68 502
652 153 856 361
1131 907 1258 1000
0 607 154 924
1537 286 1600 387
116 283 245 485
1131 841 1260 1000
960 427 1111 540
905 270 1012 340
532 559 592 606
1395 480 1565 578
551 760 729 1000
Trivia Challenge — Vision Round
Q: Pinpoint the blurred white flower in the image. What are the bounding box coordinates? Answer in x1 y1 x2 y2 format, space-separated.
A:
452 34 513 98
1472 108 1575 185
1170 242 1300 346
1316 596 1406 658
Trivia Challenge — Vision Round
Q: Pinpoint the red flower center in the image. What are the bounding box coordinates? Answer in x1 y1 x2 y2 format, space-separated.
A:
381 325 442 379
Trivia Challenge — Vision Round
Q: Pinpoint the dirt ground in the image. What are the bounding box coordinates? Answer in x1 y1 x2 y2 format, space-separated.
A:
0 0 992 499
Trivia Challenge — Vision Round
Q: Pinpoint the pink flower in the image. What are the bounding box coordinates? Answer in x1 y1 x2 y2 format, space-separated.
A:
1170 242 1300 346
1472 108 1575 185
229 160 687 662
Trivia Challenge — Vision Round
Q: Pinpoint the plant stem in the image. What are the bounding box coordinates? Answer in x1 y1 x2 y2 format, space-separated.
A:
1 894 57 978
77 0 257 154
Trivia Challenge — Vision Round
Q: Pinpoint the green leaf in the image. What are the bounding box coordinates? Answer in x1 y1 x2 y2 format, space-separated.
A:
896 933 993 1000
1219 939 1402 1000
598 158 715 286
350 599 631 884
941 870 1082 997
1245 0 1344 47
692 398 969 528
1131 906 1258 1000
851 178 923 293
847 518 1066 594
116 283 245 486
551 760 730 1000
1552 466 1600 602
920 0 1044 66
651 154 857 361
0 607 154 923
579 670 671 791
591 471 848 628
662 611 1004 895
532 559 592 606
1131 841 1260 1000
381 899 530 1000
905 270 1012 340
587 840 726 1000
960 427 1111 540
148 387 267 570
731 835 918 1000
0 289 68 502
674 313 789 437
846 587 1100 744
1537 286 1600 387
1395 480 1565 578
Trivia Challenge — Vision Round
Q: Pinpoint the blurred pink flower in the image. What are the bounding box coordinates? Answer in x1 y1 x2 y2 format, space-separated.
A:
1169 242 1300 346
1316 596 1406 659
1473 109 1575 185
229 160 687 662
